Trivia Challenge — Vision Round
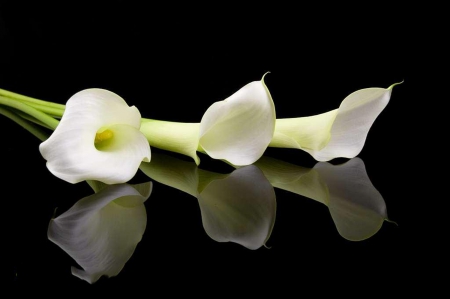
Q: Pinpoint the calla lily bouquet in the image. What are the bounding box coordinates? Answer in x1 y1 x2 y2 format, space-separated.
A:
0 74 400 184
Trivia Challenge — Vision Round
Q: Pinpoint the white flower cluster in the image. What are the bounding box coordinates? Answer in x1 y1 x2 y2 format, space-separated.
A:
1 76 399 185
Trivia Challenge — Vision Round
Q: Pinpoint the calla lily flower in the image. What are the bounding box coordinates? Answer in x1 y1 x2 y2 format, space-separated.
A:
47 181 152 284
139 153 276 250
140 74 275 165
270 83 401 161
39 89 151 184
255 156 389 241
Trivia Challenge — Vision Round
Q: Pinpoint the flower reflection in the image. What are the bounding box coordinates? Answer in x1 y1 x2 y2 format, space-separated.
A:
139 153 276 250
254 156 389 241
141 152 390 243
48 181 152 284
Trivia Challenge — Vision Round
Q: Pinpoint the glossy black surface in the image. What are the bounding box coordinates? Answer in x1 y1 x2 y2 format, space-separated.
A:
1 2 418 293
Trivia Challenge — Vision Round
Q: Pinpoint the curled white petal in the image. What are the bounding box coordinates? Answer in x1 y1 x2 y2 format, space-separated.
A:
271 85 397 161
40 89 151 184
199 76 276 166
47 182 151 284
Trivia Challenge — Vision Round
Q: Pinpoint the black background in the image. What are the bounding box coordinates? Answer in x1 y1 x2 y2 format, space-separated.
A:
1 1 424 294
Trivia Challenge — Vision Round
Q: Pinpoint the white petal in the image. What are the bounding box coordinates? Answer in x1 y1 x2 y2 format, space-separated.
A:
271 86 394 161
40 89 150 184
199 78 276 166
198 165 276 250
47 182 151 284
306 88 392 161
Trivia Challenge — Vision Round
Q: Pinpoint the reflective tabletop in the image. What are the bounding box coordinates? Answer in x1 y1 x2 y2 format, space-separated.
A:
0 3 418 293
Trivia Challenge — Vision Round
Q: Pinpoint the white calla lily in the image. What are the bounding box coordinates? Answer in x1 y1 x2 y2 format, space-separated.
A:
39 89 151 184
48 181 151 284
139 153 276 250
140 74 275 165
270 83 400 161
199 77 275 165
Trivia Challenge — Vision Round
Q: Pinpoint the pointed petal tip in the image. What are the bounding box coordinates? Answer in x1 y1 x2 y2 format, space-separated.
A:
385 218 399 226
261 71 271 82
193 154 200 165
388 80 404 90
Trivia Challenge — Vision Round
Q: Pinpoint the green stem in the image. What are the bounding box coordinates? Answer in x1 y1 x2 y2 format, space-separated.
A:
140 119 201 165
0 106 50 142
22 102 64 117
0 88 66 110
14 110 55 130
0 93 65 117
0 95 60 130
